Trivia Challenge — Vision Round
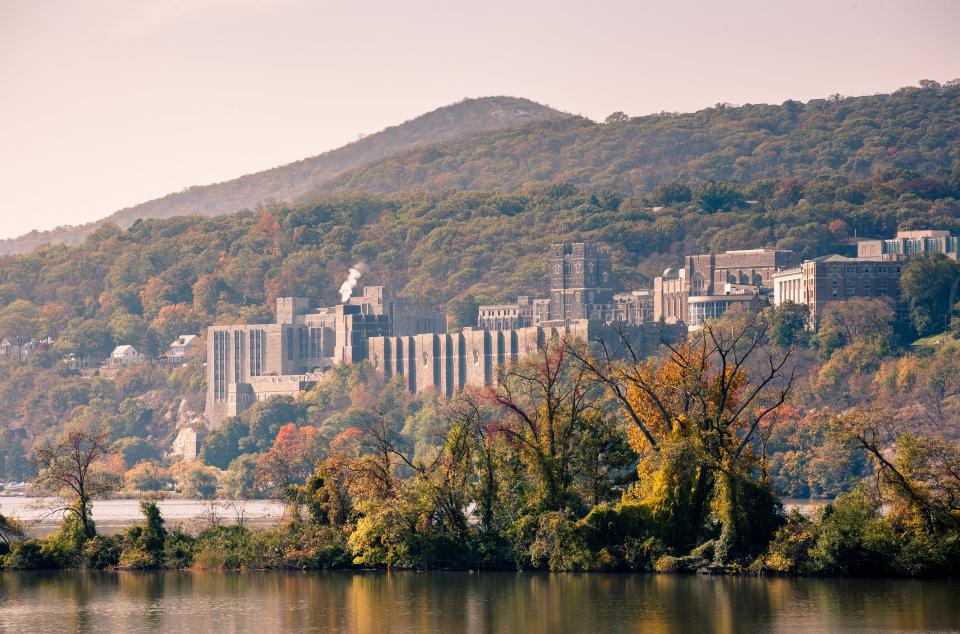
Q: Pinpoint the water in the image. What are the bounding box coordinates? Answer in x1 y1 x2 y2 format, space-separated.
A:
1 571 959 633
0 497 286 536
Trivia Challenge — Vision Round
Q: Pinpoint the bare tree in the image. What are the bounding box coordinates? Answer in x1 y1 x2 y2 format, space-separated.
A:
34 428 119 537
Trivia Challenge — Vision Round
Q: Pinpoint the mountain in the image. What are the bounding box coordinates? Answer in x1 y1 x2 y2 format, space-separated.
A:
4 81 959 259
0 96 567 256
316 82 960 196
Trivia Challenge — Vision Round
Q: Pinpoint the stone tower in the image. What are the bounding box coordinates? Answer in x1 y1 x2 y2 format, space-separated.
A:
547 242 613 321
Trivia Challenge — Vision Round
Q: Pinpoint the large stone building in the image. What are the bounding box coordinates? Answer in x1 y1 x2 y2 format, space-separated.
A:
653 249 800 326
204 286 445 426
772 229 957 329
478 242 652 330
773 256 904 328
857 230 958 261
368 320 668 397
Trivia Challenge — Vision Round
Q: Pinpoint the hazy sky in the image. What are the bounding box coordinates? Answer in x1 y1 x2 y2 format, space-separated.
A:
1 0 958 240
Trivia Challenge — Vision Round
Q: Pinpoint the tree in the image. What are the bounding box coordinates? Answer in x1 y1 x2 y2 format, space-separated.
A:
815 297 895 357
255 423 327 496
34 428 120 538
572 313 794 561
489 338 599 512
900 255 960 337
604 111 630 124
763 301 810 349
650 181 692 206
695 181 745 213
55 318 115 362
448 294 480 330
171 461 220 499
150 303 202 350
124 461 173 493
0 510 26 552
0 299 39 347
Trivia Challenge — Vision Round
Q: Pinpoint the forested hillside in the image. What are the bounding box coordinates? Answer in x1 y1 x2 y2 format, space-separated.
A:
0 97 566 256
320 81 960 196
1 162 959 482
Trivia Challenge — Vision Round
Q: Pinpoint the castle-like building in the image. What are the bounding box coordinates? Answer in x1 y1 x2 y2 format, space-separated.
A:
204 242 666 426
204 286 445 425
204 230 956 426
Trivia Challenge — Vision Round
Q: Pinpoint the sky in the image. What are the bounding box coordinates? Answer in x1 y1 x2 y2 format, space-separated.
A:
0 0 958 240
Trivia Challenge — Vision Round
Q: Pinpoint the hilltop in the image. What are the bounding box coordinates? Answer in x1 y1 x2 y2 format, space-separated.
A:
0 96 566 256
318 81 960 196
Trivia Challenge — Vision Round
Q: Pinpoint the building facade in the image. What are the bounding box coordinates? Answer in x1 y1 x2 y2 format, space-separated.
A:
547 242 614 321
368 320 672 396
479 243 652 330
204 286 446 426
652 249 800 326
857 230 958 261
772 256 904 328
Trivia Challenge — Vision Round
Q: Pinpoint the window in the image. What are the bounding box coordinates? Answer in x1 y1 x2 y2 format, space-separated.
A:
298 327 308 358
286 327 294 361
213 331 228 401
233 331 244 382
249 330 264 376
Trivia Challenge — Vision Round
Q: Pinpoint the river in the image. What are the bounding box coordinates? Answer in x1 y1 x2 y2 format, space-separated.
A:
1 570 958 633
0 497 287 536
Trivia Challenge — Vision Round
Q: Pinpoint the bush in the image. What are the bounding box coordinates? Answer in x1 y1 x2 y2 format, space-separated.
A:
84 535 121 569
6 540 57 569
163 527 195 569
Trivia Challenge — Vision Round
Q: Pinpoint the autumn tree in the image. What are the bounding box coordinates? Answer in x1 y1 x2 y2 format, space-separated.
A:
255 423 327 497
489 337 600 512
573 312 794 562
34 428 120 537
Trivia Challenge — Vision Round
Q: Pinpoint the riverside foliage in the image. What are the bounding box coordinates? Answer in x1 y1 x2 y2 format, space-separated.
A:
3 309 959 577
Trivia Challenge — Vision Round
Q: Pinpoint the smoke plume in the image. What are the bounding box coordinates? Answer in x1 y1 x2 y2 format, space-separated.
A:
339 265 364 303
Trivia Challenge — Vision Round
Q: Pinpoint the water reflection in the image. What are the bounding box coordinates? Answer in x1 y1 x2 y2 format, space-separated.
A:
2 570 959 633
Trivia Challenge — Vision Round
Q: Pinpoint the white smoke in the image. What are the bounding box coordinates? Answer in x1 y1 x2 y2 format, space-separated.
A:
339 266 364 303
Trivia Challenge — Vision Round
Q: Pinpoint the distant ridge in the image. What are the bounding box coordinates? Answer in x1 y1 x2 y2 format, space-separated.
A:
315 83 960 197
0 96 567 256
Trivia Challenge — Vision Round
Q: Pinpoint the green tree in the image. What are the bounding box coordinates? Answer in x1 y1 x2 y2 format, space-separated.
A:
900 255 960 337
448 294 480 330
650 181 692 206
695 181 745 213
763 301 810 349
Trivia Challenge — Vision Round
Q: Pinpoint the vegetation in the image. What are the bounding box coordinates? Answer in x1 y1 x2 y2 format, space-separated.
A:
0 80 958 577
0 97 566 256
320 81 960 198
3 313 958 577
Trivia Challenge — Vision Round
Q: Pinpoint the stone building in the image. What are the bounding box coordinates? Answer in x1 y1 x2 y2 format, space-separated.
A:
652 249 800 326
477 296 541 330
857 230 958 261
204 285 445 426
772 256 904 328
547 242 614 321
368 320 670 396
478 243 652 330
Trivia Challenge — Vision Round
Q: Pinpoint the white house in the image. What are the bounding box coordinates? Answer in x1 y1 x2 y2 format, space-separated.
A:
168 334 199 359
109 344 142 367
0 338 17 361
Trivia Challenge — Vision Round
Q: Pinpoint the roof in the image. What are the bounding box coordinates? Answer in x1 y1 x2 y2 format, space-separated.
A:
809 254 857 263
172 334 198 346
112 345 138 354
